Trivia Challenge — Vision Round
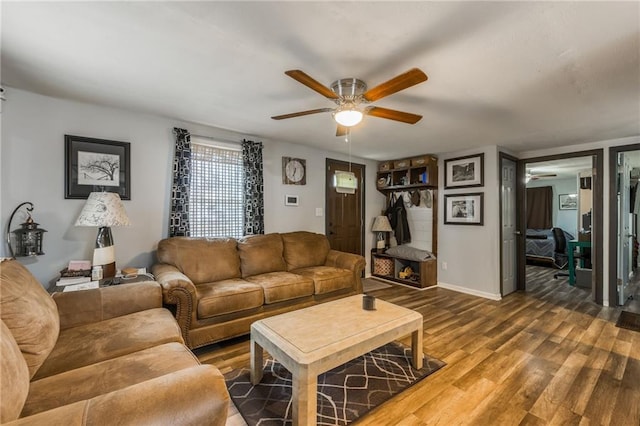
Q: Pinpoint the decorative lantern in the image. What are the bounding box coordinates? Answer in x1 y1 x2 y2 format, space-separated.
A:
6 202 47 257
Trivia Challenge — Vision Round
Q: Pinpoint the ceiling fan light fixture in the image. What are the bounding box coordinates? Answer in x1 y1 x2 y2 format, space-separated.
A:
334 108 363 127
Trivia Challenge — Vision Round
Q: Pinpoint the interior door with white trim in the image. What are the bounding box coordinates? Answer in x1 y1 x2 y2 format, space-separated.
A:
618 152 632 305
501 158 517 295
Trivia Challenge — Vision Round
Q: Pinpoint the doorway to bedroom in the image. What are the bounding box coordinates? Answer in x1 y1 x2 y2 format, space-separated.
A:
517 149 604 304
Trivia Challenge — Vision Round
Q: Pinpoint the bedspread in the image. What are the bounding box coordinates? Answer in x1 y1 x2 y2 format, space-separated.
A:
525 228 572 268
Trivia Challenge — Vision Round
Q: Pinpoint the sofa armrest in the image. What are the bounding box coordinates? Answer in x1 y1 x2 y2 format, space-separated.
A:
325 250 366 293
6 365 229 426
52 281 162 330
152 263 198 346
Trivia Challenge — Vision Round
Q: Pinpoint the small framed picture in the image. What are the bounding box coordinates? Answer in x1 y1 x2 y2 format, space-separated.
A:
444 193 484 225
284 195 299 206
559 193 578 210
65 135 131 199
444 153 484 189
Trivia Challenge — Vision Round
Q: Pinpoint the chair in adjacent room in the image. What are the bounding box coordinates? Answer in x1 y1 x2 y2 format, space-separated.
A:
552 227 578 279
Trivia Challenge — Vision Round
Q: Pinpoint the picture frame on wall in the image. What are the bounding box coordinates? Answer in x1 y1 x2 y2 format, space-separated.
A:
559 193 578 210
444 192 484 225
444 153 484 189
65 135 131 199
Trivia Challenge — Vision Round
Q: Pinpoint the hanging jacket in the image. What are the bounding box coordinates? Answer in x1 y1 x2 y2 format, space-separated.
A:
386 193 411 245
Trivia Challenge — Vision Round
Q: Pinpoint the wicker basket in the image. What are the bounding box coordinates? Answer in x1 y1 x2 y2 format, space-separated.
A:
374 258 394 276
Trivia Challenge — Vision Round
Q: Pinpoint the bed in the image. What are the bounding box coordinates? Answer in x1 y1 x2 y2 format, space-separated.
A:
526 228 574 268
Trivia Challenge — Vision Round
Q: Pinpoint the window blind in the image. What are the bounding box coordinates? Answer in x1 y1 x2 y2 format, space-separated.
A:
190 142 243 238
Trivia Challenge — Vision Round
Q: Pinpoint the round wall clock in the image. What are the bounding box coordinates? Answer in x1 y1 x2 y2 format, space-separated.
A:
282 157 306 185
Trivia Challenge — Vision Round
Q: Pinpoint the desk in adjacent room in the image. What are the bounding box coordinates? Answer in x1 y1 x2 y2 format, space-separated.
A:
567 239 592 286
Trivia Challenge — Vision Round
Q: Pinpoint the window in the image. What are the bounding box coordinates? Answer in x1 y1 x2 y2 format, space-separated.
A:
189 140 243 238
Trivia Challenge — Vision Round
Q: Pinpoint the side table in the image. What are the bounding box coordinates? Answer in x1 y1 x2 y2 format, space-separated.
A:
48 273 156 294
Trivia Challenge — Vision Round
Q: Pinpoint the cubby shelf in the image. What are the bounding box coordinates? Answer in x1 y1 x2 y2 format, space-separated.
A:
371 250 436 289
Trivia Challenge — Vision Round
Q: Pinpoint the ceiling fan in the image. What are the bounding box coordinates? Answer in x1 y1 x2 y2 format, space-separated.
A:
526 171 557 182
271 68 428 136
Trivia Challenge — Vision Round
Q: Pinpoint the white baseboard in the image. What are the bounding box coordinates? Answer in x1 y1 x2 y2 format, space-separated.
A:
437 281 502 301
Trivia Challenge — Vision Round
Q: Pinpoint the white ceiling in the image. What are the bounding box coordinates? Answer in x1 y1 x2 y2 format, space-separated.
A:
526 156 593 180
2 1 639 160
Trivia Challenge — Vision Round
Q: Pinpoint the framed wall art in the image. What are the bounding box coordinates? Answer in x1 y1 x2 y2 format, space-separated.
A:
559 193 577 210
444 153 484 189
444 192 484 225
65 135 131 199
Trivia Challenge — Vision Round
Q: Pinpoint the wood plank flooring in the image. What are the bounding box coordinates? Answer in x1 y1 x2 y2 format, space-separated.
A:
196 266 640 425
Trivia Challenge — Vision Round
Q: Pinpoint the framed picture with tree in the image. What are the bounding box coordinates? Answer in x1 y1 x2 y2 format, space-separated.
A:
65 135 131 199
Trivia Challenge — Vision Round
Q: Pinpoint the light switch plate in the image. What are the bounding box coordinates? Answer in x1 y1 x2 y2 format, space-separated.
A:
315 208 323 217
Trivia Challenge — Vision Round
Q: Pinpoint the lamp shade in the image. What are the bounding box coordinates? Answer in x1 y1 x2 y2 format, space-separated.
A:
75 192 131 227
371 216 392 232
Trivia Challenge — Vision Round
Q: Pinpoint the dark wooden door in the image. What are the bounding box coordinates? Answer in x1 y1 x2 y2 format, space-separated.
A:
325 159 365 255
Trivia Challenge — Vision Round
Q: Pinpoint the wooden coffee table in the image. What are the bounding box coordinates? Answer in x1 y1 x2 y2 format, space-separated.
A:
250 295 423 426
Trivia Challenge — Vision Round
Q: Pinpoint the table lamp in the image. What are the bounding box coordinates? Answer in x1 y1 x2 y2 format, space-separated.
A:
371 216 392 251
75 192 131 278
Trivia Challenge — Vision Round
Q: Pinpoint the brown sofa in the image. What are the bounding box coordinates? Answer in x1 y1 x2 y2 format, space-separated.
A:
152 231 366 349
0 259 229 426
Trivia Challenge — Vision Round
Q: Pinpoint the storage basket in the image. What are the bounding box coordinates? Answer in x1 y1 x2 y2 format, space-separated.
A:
378 161 392 171
374 258 394 276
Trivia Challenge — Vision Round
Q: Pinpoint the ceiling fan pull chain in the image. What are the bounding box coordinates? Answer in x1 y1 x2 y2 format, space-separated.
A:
347 129 352 172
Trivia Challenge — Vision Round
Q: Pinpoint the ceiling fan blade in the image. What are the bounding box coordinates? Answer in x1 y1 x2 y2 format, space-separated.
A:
271 108 333 120
336 124 349 137
365 106 422 124
363 68 428 102
285 70 340 99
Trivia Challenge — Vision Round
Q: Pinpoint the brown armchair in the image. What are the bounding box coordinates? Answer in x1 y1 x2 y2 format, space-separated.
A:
0 259 229 425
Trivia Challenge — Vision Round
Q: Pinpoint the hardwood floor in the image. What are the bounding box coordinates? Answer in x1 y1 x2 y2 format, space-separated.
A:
197 267 640 425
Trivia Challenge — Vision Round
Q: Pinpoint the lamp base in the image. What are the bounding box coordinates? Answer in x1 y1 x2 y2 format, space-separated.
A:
93 244 116 279
99 262 116 279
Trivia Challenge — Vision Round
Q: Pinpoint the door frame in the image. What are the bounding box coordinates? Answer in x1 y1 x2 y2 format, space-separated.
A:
324 158 366 256
517 149 604 303
608 143 640 306
499 151 520 294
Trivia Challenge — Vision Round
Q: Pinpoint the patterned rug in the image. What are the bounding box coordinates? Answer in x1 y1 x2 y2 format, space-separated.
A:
224 342 445 426
616 310 640 332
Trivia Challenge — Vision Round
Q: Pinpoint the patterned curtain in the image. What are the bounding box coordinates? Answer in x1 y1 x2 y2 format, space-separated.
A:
169 128 191 237
242 139 264 235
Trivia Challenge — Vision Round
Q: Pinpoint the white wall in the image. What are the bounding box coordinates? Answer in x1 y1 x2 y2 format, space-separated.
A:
1 87 382 285
436 145 502 300
527 177 579 237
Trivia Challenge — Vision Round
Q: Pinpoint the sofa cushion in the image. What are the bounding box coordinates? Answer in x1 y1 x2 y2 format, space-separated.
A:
33 308 182 380
157 237 241 284
22 342 200 417
1 321 30 423
245 272 314 304
0 260 59 379
196 279 264 319
290 266 353 295
281 231 331 270
238 233 287 278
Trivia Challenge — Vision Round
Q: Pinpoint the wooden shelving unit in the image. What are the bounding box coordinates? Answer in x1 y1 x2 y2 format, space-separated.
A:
373 154 439 287
371 250 436 289
376 153 438 257
376 155 438 193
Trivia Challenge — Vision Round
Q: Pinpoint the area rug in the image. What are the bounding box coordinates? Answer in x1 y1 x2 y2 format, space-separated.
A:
224 342 445 426
616 310 640 332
